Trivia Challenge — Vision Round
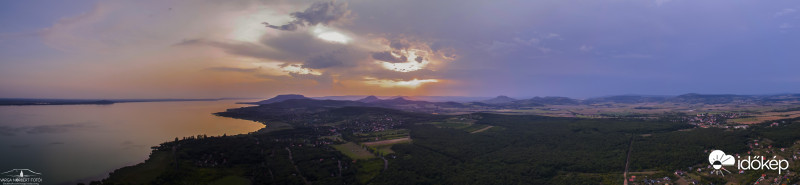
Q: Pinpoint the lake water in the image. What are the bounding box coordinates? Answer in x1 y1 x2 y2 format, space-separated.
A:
0 100 264 185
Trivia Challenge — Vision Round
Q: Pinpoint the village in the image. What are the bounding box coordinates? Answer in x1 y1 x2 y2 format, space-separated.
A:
626 136 800 185
676 112 749 128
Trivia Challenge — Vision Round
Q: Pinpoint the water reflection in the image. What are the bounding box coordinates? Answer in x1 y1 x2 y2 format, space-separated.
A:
0 100 264 185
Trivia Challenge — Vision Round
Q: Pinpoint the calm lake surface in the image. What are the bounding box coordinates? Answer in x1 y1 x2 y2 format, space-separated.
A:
0 100 264 185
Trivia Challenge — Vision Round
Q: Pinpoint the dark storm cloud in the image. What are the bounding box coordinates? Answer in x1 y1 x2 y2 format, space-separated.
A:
176 39 283 60
303 47 368 69
255 70 335 88
371 51 407 63
177 30 358 64
390 39 410 50
259 31 343 60
293 1 352 25
305 55 342 69
263 21 301 31
263 1 352 31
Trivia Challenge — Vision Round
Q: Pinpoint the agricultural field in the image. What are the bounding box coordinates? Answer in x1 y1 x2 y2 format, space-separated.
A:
728 110 800 124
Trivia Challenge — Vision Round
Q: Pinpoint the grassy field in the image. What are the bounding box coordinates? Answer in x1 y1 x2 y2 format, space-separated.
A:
333 142 375 160
355 158 385 184
363 137 412 155
353 129 409 142
437 122 469 128
371 145 395 154
427 117 502 134
427 117 480 130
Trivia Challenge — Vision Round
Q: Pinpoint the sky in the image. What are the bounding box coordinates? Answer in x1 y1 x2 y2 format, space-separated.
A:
1 0 799 99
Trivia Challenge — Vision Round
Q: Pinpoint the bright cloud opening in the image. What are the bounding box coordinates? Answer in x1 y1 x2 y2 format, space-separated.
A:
364 77 439 88
313 26 350 44
281 64 322 75
317 32 350 44
379 49 431 72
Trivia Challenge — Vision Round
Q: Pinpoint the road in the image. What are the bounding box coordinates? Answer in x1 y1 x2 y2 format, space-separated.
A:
623 136 634 185
470 125 494 134
380 156 388 171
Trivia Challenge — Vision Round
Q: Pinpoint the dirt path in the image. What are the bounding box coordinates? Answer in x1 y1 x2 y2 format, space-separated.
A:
337 160 342 177
470 125 494 134
363 137 411 146
286 147 310 185
380 156 388 171
675 176 689 185
623 136 634 185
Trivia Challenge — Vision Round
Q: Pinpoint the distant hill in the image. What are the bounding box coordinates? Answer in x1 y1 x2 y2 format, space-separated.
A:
356 95 381 103
482 95 517 104
249 94 310 105
368 97 466 108
314 95 488 102
374 97 417 105
265 98 368 109
762 94 800 102
222 95 471 117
